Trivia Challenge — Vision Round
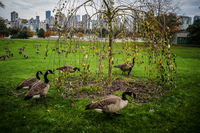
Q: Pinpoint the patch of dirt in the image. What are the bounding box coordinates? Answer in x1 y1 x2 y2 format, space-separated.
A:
66 79 166 103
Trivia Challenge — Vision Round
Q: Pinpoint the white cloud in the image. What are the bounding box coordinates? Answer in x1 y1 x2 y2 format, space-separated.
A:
174 0 200 16
0 0 199 21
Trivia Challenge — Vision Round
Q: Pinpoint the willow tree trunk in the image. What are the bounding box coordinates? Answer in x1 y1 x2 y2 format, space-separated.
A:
108 20 113 86
102 0 113 86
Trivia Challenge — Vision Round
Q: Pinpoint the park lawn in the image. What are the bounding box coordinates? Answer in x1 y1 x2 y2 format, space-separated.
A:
0 38 200 133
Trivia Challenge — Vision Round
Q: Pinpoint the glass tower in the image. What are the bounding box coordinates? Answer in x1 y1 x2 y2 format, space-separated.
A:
46 11 51 19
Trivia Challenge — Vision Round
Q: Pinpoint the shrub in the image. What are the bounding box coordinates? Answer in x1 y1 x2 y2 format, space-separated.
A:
77 32 84 37
37 28 45 38
11 30 28 39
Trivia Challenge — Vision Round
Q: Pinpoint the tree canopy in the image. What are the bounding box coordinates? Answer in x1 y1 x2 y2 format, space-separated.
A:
37 28 45 38
0 18 9 37
21 19 28 24
186 19 200 44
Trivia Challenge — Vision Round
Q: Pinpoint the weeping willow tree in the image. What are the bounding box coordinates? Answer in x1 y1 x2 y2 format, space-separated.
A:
48 0 177 90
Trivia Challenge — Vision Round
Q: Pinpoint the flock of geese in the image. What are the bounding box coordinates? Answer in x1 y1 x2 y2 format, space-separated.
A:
2 41 137 116
16 61 136 116
0 43 41 60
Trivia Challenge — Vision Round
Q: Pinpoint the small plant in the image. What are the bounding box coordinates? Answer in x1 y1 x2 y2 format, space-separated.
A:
77 84 104 95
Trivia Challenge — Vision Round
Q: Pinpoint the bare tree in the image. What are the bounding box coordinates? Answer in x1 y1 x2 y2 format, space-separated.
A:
52 0 177 88
55 0 146 85
143 0 181 16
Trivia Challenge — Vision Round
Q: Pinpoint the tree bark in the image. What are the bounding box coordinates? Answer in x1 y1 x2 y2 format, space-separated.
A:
108 20 113 86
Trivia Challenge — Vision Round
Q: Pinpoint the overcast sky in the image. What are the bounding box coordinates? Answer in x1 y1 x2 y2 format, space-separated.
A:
0 0 199 21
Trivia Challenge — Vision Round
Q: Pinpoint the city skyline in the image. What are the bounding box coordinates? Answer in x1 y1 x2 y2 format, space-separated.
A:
0 0 199 21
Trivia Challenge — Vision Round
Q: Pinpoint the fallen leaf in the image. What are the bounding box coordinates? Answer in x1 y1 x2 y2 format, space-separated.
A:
173 126 178 129
70 103 75 107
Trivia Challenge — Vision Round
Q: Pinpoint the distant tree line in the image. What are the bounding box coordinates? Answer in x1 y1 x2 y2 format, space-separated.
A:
186 19 200 44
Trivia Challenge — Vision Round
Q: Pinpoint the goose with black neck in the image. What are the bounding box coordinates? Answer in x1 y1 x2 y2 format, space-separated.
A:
16 71 43 90
85 91 136 116
24 70 54 104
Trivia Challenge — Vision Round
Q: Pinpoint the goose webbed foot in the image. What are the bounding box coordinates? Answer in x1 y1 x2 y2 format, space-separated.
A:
43 97 48 104
36 99 41 104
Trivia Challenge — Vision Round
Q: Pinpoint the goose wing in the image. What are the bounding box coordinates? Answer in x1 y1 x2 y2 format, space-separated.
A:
114 63 131 71
88 97 120 109
114 63 126 68
100 95 119 100
18 77 39 88
26 82 48 97
56 65 74 72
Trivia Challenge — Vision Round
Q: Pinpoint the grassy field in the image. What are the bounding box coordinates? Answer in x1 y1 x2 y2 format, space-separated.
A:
0 38 200 133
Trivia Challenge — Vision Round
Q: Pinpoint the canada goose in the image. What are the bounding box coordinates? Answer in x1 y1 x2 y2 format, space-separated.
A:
4 46 8 50
19 48 23 51
114 57 135 75
24 54 28 58
24 70 54 104
0 55 9 60
16 71 43 90
117 50 122 54
128 52 132 56
85 92 136 116
9 53 14 56
57 51 62 54
6 50 10 53
36 49 39 54
61 49 66 52
100 54 107 59
56 65 80 73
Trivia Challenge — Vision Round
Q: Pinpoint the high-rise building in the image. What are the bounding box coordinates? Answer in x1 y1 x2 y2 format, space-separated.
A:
194 15 200 23
82 14 90 33
36 16 40 29
49 16 55 28
67 15 77 28
179 16 192 29
76 15 80 22
46 11 51 19
11 11 18 22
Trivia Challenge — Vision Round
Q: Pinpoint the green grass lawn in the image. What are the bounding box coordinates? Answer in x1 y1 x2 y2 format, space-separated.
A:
0 38 200 133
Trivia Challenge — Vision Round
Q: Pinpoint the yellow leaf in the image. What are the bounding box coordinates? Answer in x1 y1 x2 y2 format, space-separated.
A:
101 14 104 19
